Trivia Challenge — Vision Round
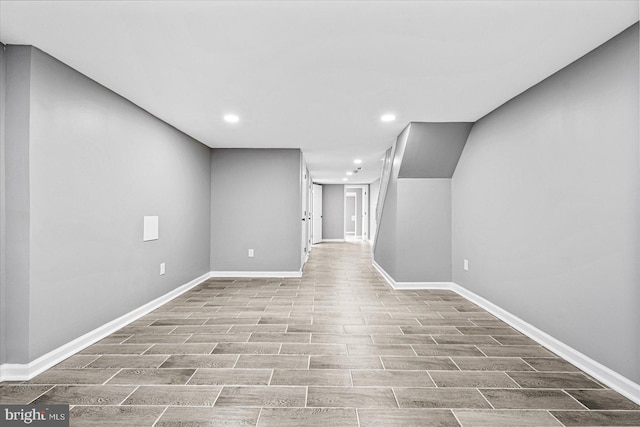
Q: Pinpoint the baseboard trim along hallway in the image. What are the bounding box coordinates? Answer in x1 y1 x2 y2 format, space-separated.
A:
1 241 639 425
372 260 640 405
0 269 306 382
0 271 212 383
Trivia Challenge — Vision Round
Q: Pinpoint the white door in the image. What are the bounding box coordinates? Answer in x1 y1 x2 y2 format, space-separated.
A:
312 184 323 244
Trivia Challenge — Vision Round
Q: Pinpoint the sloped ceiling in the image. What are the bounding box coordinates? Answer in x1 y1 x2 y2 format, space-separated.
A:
398 123 473 179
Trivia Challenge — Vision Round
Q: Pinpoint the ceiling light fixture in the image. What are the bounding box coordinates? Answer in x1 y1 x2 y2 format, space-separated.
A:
342 178 348 181
224 114 239 123
353 159 362 165
380 113 396 122
346 172 353 176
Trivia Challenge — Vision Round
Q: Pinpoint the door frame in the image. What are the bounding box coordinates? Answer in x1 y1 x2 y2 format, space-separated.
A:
344 185 369 241
301 163 310 268
344 193 357 236
312 183 323 245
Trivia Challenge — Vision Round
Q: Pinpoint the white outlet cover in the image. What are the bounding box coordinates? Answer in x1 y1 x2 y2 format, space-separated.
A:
464 259 469 271
248 249 254 257
143 216 159 241
160 262 166 275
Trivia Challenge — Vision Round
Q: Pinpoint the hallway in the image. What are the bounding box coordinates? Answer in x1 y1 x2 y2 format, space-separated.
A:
1 241 639 426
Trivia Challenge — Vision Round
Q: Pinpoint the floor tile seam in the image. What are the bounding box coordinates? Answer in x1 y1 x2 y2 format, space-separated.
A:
559 389 590 410
182 367 200 387
208 385 224 408
389 387 401 409
139 344 156 356
42 383 612 391
209 343 218 355
150 405 169 426
448 408 465 427
423 369 438 388
545 410 568 427
101 368 124 385
304 386 309 408
446 408 580 412
474 386 496 409
18 385 56 404
254 407 263 427
78 355 102 368
118 385 141 405
72 403 221 408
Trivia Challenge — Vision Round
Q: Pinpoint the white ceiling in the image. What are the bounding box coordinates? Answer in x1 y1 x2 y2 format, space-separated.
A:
1 1 637 184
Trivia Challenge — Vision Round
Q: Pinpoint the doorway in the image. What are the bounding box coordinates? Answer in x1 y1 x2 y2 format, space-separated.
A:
345 193 357 240
312 184 323 244
344 185 369 241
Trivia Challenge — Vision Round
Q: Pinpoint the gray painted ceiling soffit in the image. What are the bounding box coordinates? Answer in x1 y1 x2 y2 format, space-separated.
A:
397 122 473 179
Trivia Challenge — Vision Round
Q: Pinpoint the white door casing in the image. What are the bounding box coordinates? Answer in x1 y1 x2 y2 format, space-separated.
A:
344 185 369 241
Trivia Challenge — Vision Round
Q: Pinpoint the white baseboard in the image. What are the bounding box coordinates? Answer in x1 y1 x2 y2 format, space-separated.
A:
210 271 302 278
372 260 640 405
322 239 345 242
0 271 211 383
372 261 453 289
450 283 640 405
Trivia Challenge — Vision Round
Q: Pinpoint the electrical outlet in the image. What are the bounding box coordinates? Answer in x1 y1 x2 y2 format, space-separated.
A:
160 262 166 275
248 249 254 258
463 259 469 271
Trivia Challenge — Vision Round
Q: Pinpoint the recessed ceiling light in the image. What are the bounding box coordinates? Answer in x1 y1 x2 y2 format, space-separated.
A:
342 178 348 181
346 172 353 176
353 159 362 165
224 114 239 123
380 113 396 122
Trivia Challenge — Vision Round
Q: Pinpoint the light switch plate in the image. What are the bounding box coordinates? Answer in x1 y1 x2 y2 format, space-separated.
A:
143 216 159 241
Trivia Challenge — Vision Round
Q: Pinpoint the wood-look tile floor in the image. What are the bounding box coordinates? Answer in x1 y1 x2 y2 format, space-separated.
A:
2 241 640 426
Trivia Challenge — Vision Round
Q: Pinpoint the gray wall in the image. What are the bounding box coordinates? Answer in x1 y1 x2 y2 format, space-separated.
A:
4 46 212 363
0 43 7 365
321 184 345 240
452 23 639 383
4 46 33 363
210 149 302 272
396 179 451 282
